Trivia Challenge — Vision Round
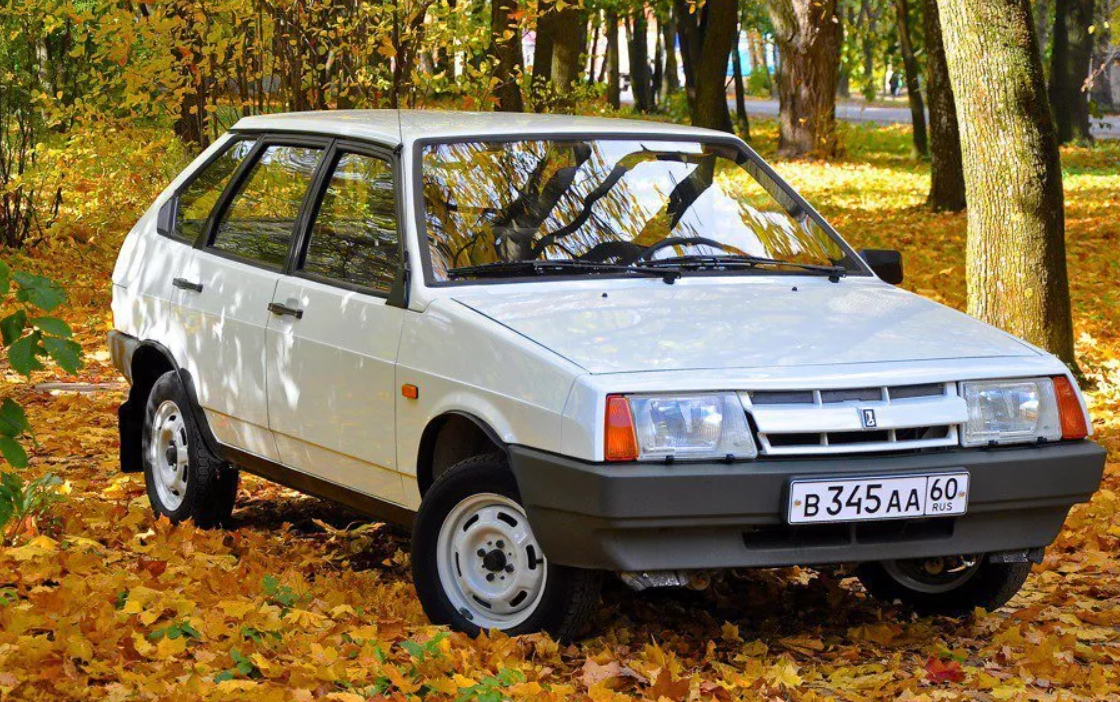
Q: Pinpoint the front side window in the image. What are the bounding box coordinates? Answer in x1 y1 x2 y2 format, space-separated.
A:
302 152 400 291
211 144 324 268
175 139 256 242
420 139 859 282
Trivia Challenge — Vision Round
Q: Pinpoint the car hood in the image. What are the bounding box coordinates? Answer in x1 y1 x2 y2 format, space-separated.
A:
449 279 1038 375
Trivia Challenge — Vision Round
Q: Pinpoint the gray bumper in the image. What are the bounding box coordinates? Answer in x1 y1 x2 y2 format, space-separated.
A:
509 441 1106 571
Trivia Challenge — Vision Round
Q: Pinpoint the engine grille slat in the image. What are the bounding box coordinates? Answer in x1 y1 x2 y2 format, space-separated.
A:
745 382 961 455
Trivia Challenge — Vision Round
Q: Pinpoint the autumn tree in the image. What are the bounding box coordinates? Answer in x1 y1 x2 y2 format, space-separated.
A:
893 0 927 157
605 9 622 108
1048 0 1095 142
490 0 526 111
923 0 965 210
627 9 654 112
675 0 737 132
764 0 843 156
551 4 590 104
937 0 1076 366
660 3 680 96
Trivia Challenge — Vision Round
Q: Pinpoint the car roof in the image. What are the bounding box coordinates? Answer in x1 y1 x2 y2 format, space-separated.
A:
231 109 733 147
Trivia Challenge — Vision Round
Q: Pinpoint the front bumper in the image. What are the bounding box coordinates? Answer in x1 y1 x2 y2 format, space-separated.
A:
509 441 1106 571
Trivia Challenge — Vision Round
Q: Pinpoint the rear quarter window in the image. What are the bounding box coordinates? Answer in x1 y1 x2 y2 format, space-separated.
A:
174 139 256 243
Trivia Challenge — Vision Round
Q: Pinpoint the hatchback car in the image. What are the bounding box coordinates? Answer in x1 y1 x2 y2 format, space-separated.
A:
110 110 1106 639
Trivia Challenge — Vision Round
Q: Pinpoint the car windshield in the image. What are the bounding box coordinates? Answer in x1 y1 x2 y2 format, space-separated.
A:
419 138 861 282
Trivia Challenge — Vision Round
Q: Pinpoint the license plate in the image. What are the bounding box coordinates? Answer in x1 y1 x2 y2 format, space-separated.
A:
787 472 969 524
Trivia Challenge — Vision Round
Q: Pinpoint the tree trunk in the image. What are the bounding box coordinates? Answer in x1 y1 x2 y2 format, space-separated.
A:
675 0 699 113
860 0 879 100
1034 0 1052 58
732 24 751 138
765 0 842 157
894 0 928 157
923 0 966 211
532 0 556 110
606 11 621 109
1049 0 1072 140
691 0 735 132
489 0 525 112
652 18 664 106
551 5 589 110
661 7 680 95
586 16 601 85
937 0 1076 367
1047 0 1092 142
627 12 654 112
1065 0 1094 141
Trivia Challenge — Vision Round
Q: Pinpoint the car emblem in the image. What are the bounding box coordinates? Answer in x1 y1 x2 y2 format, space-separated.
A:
860 408 878 429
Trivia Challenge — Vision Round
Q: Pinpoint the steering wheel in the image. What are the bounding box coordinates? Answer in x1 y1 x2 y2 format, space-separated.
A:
575 240 644 264
633 236 743 263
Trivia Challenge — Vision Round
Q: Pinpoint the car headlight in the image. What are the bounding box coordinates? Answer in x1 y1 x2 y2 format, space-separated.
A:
605 393 757 462
961 378 1062 447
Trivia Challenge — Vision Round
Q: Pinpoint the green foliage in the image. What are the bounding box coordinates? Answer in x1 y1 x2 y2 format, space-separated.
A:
149 620 202 641
214 648 262 682
0 259 77 539
0 260 83 463
401 632 448 663
262 574 306 611
747 66 773 97
455 668 526 702
0 472 65 541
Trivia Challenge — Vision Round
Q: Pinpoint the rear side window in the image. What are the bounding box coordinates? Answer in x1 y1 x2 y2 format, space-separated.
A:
174 139 256 242
302 152 400 291
210 144 324 268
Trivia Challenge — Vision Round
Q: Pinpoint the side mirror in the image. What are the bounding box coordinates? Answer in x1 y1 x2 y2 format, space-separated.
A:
859 248 903 284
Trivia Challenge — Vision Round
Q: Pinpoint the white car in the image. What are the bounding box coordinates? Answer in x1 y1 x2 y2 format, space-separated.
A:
110 110 1105 639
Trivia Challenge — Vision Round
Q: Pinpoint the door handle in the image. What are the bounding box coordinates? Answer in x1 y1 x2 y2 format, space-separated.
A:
172 277 203 293
268 302 304 319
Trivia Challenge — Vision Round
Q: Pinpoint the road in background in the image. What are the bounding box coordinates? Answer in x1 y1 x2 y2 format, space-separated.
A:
739 98 1120 140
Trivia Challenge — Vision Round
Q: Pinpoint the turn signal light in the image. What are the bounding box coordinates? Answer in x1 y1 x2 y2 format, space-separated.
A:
401 384 419 399
604 395 638 462
1053 375 1088 440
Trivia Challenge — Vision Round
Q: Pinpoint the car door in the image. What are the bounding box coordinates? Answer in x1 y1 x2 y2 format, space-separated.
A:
265 142 407 503
142 136 257 381
176 136 329 462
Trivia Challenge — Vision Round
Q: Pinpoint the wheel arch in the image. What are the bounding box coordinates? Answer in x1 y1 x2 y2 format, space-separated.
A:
121 340 219 472
416 411 508 497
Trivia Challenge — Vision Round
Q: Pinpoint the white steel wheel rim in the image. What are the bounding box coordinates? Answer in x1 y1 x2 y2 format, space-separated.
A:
883 556 981 594
436 492 547 630
150 399 190 511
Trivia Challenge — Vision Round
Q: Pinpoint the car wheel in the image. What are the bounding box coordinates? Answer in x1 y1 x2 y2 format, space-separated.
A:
141 371 238 528
856 555 1031 616
411 453 600 640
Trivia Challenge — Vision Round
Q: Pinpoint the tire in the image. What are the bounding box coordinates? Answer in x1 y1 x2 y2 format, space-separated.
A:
141 371 238 528
857 555 1031 616
411 453 601 640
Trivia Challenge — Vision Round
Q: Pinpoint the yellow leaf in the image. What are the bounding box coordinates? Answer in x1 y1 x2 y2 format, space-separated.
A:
453 674 479 688
218 600 257 619
155 635 187 660
765 661 802 689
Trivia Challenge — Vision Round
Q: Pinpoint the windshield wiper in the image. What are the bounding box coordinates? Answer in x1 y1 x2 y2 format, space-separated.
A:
642 254 847 282
447 259 681 284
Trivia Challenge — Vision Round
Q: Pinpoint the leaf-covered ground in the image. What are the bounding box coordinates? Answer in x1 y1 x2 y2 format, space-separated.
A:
2 122 1119 701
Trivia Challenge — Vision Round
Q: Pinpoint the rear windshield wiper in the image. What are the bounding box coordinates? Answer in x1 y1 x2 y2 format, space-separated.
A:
447 259 681 284
643 254 847 282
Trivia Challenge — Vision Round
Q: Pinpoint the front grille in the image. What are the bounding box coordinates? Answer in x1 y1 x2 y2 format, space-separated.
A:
745 383 964 456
